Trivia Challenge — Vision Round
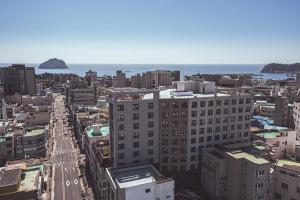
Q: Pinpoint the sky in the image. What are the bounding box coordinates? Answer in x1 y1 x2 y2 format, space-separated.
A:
0 0 300 64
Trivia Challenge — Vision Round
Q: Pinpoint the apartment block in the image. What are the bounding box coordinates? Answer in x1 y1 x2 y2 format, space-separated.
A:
114 70 127 88
108 88 160 167
85 70 97 86
225 149 272 200
106 163 174 200
108 81 252 173
131 70 180 89
273 159 300 200
159 81 252 172
0 64 36 96
69 87 96 106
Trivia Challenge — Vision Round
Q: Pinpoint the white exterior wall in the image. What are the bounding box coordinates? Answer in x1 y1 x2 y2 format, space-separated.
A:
124 182 155 200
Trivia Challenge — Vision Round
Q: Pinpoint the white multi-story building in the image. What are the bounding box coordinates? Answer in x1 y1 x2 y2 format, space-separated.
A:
108 81 252 172
108 88 160 167
106 163 175 200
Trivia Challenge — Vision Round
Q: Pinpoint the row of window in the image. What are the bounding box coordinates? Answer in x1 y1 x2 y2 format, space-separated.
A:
118 131 154 140
117 103 154 111
118 140 154 150
117 112 154 121
118 149 154 159
161 98 251 109
118 121 155 130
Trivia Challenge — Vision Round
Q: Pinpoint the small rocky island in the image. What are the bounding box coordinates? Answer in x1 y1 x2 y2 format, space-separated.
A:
260 63 300 73
38 58 69 69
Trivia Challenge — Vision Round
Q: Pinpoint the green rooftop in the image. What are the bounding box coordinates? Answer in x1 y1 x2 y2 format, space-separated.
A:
256 131 280 139
25 129 45 137
86 125 109 138
226 150 270 165
19 164 43 191
276 159 300 168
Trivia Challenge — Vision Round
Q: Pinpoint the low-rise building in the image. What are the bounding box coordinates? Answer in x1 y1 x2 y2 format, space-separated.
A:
201 147 272 200
106 163 175 200
0 163 44 200
273 159 300 200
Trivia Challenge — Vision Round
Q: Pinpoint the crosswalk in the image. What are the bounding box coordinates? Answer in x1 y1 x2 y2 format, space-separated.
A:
51 160 77 167
54 149 77 155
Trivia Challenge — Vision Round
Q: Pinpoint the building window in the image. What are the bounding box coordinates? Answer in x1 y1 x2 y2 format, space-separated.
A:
281 182 288 190
216 100 222 106
199 110 205 116
191 129 196 135
255 183 264 191
199 128 204 134
148 131 154 137
192 102 197 108
200 101 206 107
191 111 197 117
117 105 124 111
118 114 124 121
145 188 151 193
172 102 179 108
207 136 212 142
181 102 188 108
162 121 169 127
118 124 125 131
148 121 154 128
148 112 154 118
118 143 125 150
208 110 213 116
255 170 265 178
208 101 214 107
133 103 139 110
133 142 139 148
231 99 236 105
133 113 139 120
199 119 205 125
133 151 139 157
162 102 169 109
191 120 197 126
118 153 125 159
199 137 204 143
191 138 196 144
148 140 154 146
133 123 139 129
239 98 244 104
148 103 154 109
133 132 139 139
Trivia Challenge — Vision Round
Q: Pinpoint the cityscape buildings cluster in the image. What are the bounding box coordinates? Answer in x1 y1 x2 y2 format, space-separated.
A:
1 64 300 200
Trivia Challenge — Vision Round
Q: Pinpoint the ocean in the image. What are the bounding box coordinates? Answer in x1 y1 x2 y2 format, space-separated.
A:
0 63 289 80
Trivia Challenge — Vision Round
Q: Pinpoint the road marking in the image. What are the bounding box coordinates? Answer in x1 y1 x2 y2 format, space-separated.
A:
66 180 70 187
74 179 78 185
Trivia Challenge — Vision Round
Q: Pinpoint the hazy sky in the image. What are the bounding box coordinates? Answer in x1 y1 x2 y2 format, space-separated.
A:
1 0 300 64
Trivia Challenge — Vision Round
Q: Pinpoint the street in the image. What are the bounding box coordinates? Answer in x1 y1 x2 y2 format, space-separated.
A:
50 94 83 200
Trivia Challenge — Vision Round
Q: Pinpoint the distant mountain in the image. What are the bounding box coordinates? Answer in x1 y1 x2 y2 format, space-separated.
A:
260 63 300 73
38 58 68 69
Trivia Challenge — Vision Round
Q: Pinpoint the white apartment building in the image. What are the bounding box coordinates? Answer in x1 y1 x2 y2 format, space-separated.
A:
108 88 160 167
273 159 300 200
159 81 252 172
106 163 174 200
108 81 252 172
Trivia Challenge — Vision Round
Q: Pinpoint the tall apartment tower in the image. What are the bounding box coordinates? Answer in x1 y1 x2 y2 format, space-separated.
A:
159 81 252 172
114 70 127 88
108 88 160 167
108 81 252 173
274 96 289 127
0 64 36 95
85 70 97 86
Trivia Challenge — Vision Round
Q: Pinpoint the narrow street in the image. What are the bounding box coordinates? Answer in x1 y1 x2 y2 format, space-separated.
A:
50 94 83 200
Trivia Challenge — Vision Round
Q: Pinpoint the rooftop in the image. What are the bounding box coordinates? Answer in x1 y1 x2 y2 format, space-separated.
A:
25 129 45 137
0 169 21 187
276 159 300 171
255 131 281 139
19 165 42 191
107 163 170 188
226 150 270 165
86 125 109 138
